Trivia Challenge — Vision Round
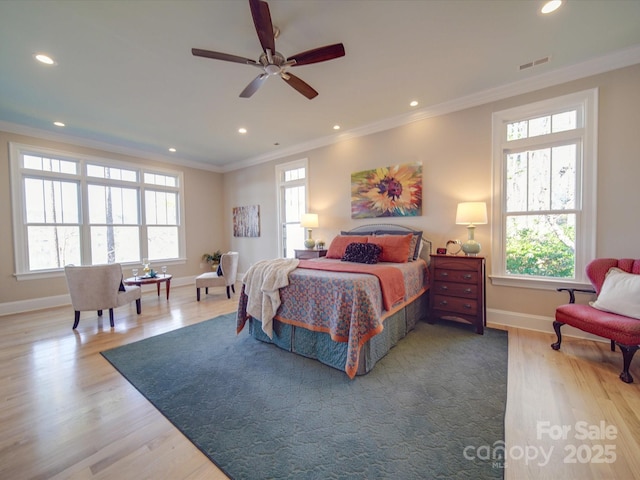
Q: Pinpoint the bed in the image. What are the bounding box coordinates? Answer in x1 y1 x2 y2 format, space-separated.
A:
236 224 432 378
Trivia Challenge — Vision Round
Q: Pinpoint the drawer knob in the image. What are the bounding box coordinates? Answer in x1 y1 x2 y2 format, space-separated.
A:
440 285 448 291
463 303 472 309
440 272 449 277
439 300 448 306
464 288 472 294
463 274 472 280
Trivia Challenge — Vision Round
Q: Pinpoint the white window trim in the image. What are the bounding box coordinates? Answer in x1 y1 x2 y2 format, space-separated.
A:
9 142 186 280
490 89 598 290
275 158 309 258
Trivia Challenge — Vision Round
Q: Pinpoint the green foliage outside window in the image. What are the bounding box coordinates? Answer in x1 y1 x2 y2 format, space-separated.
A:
506 223 575 278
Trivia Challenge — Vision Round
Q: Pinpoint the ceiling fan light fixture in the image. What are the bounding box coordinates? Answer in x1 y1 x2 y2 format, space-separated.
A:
191 0 345 99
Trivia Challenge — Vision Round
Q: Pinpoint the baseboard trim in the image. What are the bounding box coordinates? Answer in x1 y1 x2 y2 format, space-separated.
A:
0 288 610 345
487 308 607 343
0 275 197 317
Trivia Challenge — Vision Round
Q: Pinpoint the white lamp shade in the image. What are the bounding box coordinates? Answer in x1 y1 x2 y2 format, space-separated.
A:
300 213 319 228
455 202 487 226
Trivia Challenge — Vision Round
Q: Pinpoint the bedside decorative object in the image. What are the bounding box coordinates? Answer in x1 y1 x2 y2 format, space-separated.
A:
455 202 487 256
301 213 319 249
445 239 462 256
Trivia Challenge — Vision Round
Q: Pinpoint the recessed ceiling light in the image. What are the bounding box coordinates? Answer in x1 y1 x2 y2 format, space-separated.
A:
410 100 419 107
53 121 65 127
333 125 340 130
238 127 247 134
168 147 176 153
541 0 562 14
34 53 55 65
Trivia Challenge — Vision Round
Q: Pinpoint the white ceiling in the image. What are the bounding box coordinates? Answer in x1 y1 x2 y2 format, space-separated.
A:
1 0 640 172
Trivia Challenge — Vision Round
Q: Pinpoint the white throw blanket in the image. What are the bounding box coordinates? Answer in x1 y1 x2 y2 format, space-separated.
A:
243 258 300 338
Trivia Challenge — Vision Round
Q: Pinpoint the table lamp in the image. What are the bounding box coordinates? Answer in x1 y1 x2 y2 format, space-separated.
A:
300 213 319 249
455 202 487 256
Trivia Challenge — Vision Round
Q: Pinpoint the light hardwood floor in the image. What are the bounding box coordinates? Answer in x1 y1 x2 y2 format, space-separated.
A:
1 283 639 479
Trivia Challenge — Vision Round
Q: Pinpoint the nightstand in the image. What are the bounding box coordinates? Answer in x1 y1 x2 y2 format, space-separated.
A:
429 254 486 334
294 249 328 260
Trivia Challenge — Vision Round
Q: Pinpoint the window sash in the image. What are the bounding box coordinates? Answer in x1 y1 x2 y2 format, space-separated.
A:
491 89 597 289
10 143 185 276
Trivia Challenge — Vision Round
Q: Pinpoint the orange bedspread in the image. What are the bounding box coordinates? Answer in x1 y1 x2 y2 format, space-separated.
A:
297 259 406 310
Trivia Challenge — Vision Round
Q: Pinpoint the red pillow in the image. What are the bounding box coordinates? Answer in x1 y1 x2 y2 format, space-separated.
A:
326 235 368 259
367 234 412 263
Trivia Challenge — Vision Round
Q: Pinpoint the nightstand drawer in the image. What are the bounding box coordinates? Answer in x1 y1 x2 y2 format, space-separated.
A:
433 268 478 284
429 254 486 334
433 295 478 316
294 249 327 260
432 282 477 298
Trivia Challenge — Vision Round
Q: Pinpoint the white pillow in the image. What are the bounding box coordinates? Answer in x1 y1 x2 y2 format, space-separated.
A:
590 267 640 319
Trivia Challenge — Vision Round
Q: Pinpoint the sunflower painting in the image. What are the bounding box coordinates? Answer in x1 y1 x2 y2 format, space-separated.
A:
351 162 422 218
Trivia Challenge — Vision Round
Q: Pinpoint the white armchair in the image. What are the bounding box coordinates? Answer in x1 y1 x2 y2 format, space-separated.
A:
64 263 141 329
196 252 239 301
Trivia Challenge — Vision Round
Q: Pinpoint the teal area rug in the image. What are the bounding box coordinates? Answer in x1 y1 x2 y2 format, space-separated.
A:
102 313 508 479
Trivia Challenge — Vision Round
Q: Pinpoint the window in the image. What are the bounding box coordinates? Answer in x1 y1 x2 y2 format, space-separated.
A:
491 89 597 289
10 143 185 278
276 159 308 258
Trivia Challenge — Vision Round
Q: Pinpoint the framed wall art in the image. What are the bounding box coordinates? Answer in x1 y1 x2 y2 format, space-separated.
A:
351 162 422 218
233 205 260 237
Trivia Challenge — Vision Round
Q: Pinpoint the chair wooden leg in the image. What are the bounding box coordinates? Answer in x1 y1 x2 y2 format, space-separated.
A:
226 286 230 299
73 311 81 329
197 287 201 301
109 309 114 328
611 339 616 352
136 298 141 314
617 343 638 383
97 310 103 316
205 287 209 294
551 321 564 350
231 284 235 294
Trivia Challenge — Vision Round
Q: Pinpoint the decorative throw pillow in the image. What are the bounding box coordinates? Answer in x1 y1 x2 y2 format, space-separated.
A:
590 267 640 319
326 235 368 259
367 233 412 263
342 242 382 264
374 229 423 261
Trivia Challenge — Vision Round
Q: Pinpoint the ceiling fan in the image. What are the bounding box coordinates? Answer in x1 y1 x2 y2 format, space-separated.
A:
192 0 345 99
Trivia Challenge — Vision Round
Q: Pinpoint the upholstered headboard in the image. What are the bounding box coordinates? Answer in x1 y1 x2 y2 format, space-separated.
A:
344 224 432 264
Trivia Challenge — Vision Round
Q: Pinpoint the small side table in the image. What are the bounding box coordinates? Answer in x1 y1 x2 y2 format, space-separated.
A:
123 274 172 300
294 249 328 260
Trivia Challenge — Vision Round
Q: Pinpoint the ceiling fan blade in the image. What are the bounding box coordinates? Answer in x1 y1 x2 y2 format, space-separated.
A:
240 74 269 98
281 73 318 100
249 0 276 54
192 48 258 66
287 43 345 66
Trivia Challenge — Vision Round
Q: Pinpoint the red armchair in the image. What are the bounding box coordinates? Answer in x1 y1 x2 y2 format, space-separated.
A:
552 258 640 383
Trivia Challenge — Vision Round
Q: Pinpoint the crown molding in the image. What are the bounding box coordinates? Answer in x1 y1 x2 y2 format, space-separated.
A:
0 120 223 173
3 45 639 175
225 44 640 172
